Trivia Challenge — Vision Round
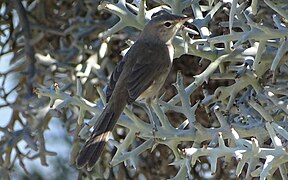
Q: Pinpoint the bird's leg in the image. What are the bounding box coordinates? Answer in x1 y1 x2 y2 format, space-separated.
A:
145 98 158 132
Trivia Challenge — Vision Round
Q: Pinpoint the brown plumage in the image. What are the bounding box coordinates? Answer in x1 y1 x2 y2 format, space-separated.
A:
76 11 191 170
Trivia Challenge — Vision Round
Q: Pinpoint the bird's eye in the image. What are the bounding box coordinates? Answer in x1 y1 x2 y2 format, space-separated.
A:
164 22 172 27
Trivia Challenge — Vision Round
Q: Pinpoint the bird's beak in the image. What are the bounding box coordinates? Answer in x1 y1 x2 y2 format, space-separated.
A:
179 16 192 24
175 16 191 28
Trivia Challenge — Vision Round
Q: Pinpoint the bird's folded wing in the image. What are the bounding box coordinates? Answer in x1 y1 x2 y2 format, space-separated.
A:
126 45 170 104
106 59 125 102
106 41 171 105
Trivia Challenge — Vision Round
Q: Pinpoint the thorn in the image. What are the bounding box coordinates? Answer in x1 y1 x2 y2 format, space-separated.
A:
203 144 208 149
32 87 39 94
218 132 222 137
54 82 59 89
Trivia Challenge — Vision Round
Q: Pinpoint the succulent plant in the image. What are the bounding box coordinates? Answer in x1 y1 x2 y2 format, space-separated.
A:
1 0 288 179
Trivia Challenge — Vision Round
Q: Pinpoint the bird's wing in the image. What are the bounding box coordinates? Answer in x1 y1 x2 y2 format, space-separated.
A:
106 41 171 104
126 42 171 104
106 59 125 103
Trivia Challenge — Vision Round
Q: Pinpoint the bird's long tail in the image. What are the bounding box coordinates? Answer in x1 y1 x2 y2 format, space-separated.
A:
76 100 126 170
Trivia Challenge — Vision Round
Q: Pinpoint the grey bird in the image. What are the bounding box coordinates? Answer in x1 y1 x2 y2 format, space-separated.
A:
76 11 191 170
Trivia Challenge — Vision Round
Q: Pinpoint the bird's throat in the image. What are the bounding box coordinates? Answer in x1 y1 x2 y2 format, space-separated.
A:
166 43 174 62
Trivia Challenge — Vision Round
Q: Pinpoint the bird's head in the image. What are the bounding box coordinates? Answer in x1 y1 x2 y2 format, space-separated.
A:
140 11 191 43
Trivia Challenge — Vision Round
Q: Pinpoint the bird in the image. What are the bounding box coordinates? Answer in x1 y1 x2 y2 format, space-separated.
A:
76 11 191 170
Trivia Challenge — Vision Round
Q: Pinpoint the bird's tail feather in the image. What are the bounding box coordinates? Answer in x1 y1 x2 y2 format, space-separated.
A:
76 102 124 170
